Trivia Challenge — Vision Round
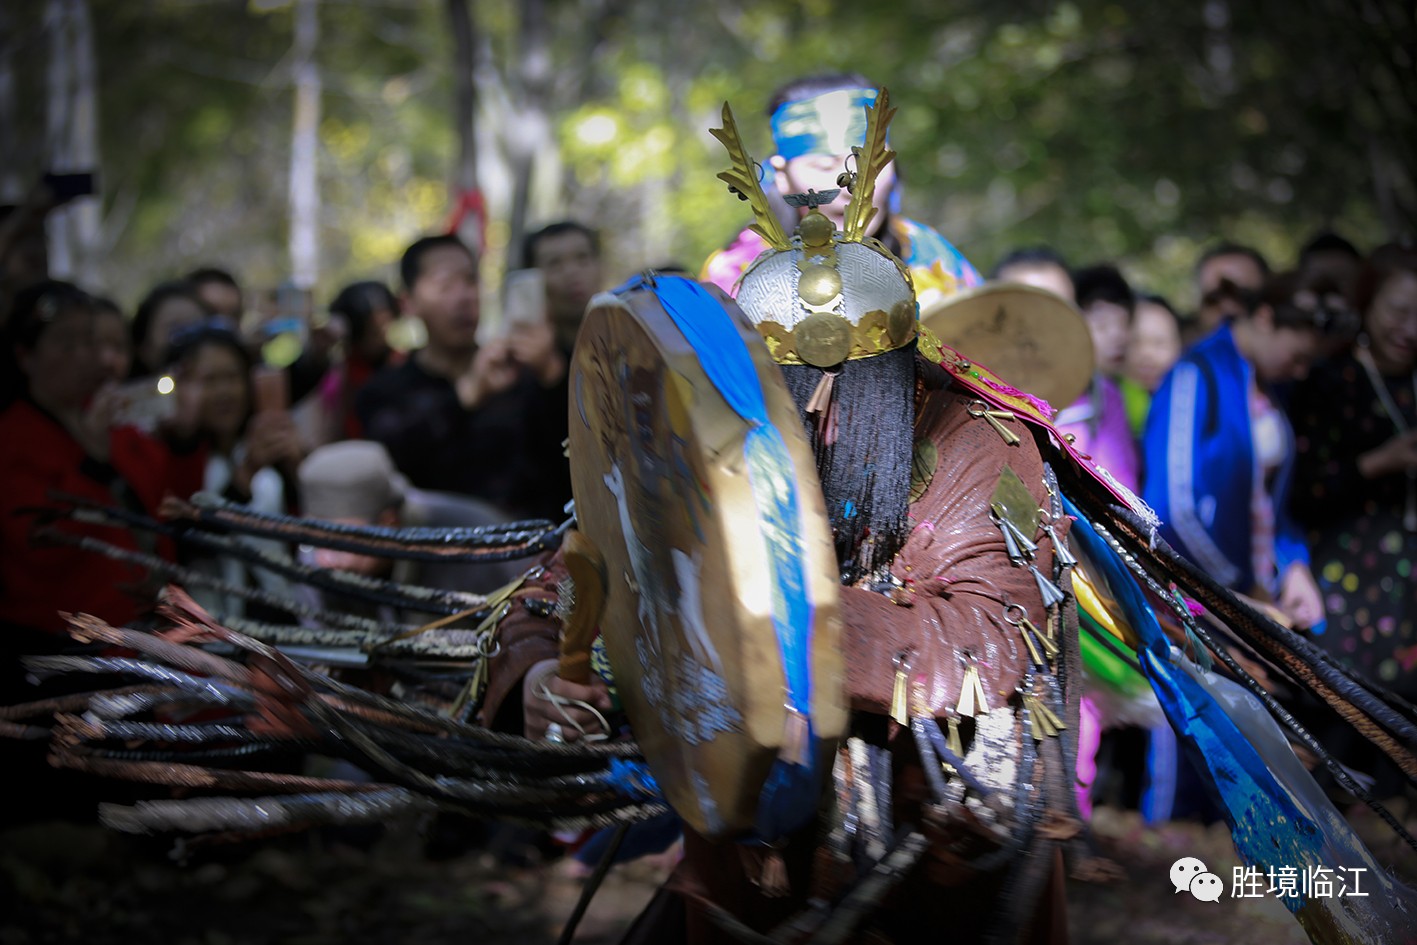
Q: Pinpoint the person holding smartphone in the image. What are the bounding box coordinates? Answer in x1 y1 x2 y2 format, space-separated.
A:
162 324 305 621
0 282 206 664
355 234 570 522
522 220 605 355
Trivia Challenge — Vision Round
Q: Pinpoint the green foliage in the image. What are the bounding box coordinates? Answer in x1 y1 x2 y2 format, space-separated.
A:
11 0 1410 315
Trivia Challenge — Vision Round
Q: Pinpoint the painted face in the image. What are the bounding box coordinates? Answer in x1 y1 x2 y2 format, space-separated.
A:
533 230 603 348
1365 270 1417 374
774 153 896 236
1126 301 1182 392
408 245 480 351
1083 299 1131 376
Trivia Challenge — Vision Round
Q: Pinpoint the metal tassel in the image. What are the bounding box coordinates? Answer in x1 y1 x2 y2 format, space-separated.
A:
952 668 974 719
946 716 963 757
1038 697 1066 732
1047 523 1078 568
999 515 1025 564
1019 621 1045 667
891 667 910 726
1022 615 1060 660
1023 692 1066 739
806 370 838 443
1003 517 1039 557
1022 693 1046 740
1024 694 1046 741
1031 565 1067 608
982 411 1021 445
449 657 489 722
956 662 990 718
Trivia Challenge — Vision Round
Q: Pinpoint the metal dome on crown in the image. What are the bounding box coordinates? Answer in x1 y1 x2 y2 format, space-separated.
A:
711 87 917 368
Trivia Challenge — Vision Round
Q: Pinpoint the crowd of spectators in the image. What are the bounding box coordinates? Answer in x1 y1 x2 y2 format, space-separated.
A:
0 208 604 696
989 232 1416 817
1 163 1412 839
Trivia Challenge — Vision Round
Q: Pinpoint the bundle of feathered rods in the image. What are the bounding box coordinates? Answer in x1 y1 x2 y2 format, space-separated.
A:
2 492 664 841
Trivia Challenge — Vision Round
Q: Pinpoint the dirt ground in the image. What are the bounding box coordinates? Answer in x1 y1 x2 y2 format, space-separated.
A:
5 799 1416 945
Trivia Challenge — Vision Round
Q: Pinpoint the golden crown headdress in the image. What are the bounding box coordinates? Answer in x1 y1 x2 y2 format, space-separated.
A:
711 87 917 368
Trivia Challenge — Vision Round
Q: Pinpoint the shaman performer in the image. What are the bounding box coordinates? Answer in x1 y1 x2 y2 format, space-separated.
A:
10 88 1417 945
486 88 1080 944
702 73 981 309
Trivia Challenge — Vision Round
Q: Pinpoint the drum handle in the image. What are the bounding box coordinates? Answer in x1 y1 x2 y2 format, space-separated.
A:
558 529 608 684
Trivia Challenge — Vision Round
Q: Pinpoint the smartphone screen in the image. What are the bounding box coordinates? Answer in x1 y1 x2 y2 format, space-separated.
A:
111 376 177 432
502 269 548 332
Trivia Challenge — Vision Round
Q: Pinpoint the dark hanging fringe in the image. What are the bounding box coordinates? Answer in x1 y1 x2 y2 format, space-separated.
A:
171 529 486 616
781 345 916 582
913 715 995 799
163 493 564 563
55 743 289 765
984 732 1067 945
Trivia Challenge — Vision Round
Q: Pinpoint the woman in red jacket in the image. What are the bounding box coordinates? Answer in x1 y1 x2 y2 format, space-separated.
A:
0 282 204 658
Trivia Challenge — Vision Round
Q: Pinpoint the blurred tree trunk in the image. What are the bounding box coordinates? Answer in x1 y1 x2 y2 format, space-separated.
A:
505 0 551 275
448 0 482 255
288 0 320 291
448 0 476 194
0 5 22 203
44 0 100 285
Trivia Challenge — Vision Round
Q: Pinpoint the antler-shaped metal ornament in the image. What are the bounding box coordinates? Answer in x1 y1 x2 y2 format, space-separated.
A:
711 102 791 251
841 87 897 243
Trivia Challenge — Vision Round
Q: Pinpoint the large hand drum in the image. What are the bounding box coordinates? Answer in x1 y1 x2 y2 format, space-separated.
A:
921 282 1095 410
568 275 844 841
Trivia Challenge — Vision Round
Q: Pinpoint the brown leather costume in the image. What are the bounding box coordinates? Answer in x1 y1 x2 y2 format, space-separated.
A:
482 366 1080 944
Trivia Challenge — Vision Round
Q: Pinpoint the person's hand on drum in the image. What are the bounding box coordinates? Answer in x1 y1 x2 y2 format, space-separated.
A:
522 657 613 742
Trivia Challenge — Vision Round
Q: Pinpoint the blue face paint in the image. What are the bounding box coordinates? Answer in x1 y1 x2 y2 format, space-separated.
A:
770 87 880 161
